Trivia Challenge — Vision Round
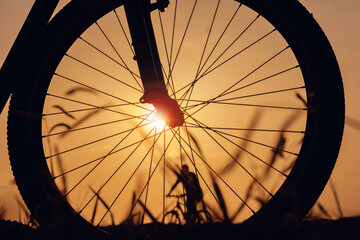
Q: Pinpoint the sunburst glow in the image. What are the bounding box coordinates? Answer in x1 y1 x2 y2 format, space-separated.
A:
146 108 167 131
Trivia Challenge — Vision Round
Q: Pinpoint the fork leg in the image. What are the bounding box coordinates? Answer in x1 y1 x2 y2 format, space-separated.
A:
124 0 166 101
124 0 184 128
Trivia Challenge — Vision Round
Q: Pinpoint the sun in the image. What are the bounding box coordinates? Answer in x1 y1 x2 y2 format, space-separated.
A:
152 114 167 131
146 107 167 132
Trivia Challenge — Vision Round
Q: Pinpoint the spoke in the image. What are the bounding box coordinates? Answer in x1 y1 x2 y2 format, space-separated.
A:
64 54 142 93
185 122 305 134
219 65 300 99
175 14 261 98
201 126 298 157
189 117 289 176
180 0 220 107
54 72 135 104
43 102 142 117
46 93 151 121
212 102 306 112
178 126 225 208
45 121 153 160
157 11 171 69
79 36 141 80
143 128 158 223
112 10 146 91
181 122 210 215
164 67 177 98
183 123 200 181
172 126 255 213
180 61 298 112
170 128 223 211
163 129 166 222
177 127 186 211
213 86 307 103
196 3 242 77
126 125 250 222
173 27 276 101
81 126 157 217
188 116 274 195
53 129 170 179
198 15 265 79
113 10 135 56
94 21 143 90
53 73 150 112
200 30 277 82
123 132 178 224
167 0 198 85
186 85 305 118
67 116 150 200
195 0 220 77
42 113 150 138
157 7 177 98
169 0 178 67
185 100 307 111
214 46 291 100
167 0 178 98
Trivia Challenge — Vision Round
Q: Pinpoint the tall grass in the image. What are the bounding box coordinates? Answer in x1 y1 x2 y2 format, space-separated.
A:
0 88 351 232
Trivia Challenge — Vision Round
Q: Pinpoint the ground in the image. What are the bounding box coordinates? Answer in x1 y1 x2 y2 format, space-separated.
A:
0 216 359 240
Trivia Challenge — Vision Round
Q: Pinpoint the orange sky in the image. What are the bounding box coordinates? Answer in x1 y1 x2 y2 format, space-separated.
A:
0 0 359 221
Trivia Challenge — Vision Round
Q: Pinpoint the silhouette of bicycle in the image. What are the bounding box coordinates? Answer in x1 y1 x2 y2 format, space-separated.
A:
6 0 344 238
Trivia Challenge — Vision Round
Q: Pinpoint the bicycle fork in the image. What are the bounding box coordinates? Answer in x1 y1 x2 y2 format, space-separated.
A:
124 0 184 128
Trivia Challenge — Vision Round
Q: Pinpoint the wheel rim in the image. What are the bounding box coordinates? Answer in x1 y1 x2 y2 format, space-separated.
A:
37 0 310 227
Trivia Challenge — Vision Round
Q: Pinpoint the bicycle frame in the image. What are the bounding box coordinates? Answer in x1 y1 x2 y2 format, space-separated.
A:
0 0 60 114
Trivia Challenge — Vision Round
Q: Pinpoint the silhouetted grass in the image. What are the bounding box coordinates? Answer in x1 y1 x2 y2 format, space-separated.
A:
89 186 115 226
1 89 359 240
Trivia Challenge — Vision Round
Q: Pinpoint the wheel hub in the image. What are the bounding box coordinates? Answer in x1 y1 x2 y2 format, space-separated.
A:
140 91 184 128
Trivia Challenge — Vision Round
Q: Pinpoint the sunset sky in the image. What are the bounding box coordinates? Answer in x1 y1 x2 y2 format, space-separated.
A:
0 0 359 221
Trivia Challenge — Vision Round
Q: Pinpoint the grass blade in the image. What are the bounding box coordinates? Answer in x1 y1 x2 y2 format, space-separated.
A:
220 110 262 175
138 200 158 223
52 105 76 119
89 186 115 226
211 175 230 223
317 202 332 219
54 146 67 196
329 179 344 218
66 87 97 96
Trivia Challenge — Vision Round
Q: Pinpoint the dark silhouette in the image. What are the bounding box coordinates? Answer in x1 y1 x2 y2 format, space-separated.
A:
167 165 203 223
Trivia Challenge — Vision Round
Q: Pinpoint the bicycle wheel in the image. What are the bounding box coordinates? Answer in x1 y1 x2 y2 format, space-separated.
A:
8 0 344 237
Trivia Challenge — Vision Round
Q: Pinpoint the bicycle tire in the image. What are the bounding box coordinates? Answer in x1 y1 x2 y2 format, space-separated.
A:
7 0 344 237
